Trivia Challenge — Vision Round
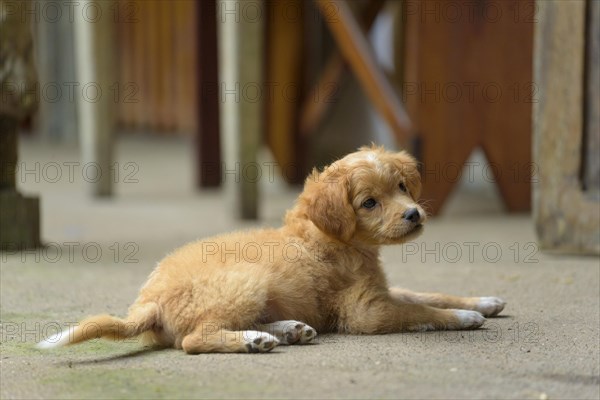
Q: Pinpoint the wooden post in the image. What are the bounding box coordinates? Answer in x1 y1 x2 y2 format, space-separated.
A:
73 0 116 197
533 0 600 254
35 11 78 142
264 0 305 184
197 0 222 188
583 0 599 193
217 0 263 219
0 0 40 249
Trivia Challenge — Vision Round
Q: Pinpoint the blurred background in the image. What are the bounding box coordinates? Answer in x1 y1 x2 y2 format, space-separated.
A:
1 0 598 254
1 2 599 398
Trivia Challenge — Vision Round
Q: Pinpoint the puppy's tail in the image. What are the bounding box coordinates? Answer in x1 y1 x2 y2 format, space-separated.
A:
36 302 158 350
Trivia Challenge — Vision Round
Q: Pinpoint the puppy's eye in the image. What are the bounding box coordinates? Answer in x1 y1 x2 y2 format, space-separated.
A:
362 198 377 209
399 182 407 192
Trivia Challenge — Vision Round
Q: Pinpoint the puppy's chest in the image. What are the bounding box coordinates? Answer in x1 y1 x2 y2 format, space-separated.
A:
321 249 381 281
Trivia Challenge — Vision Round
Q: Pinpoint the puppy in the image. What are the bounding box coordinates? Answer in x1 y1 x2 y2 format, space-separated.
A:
37 146 505 353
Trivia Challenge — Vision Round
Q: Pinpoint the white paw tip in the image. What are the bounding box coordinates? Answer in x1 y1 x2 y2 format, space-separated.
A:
243 331 279 353
477 297 507 317
297 323 317 344
265 320 317 345
281 322 317 344
455 310 486 329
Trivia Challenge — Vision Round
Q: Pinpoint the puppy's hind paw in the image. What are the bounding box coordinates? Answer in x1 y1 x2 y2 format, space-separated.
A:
453 310 486 329
243 331 279 353
475 297 506 317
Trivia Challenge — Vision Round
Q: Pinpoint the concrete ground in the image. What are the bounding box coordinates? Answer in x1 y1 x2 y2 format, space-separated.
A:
1 137 599 399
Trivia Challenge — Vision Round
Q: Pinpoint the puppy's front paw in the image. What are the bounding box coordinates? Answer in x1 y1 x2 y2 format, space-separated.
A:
296 323 317 344
453 310 485 329
243 331 279 353
475 297 506 317
261 320 317 345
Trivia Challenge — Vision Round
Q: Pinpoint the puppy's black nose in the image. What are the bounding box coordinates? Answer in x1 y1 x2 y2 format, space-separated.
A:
403 208 421 223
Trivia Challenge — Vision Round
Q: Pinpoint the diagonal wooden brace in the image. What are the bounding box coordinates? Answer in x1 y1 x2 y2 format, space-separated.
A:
315 0 414 146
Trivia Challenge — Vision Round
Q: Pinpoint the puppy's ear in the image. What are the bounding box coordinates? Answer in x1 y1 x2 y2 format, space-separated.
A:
304 169 356 241
395 151 422 200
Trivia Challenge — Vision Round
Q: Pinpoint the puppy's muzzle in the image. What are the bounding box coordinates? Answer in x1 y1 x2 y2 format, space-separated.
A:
402 208 422 225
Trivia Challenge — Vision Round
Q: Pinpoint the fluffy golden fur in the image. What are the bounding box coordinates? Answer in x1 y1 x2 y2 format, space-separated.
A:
37 146 505 353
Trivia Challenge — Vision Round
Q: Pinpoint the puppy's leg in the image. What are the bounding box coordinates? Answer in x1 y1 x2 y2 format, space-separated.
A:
258 321 317 345
342 296 485 333
389 288 506 317
181 327 279 354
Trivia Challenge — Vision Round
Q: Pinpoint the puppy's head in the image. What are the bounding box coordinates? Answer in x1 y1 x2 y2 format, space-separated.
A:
299 145 425 245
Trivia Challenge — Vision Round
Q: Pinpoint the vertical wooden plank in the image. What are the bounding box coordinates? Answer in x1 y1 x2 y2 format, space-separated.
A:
265 0 305 182
117 0 134 128
583 0 599 192
156 0 174 131
119 0 197 134
145 0 160 130
167 1 178 131
174 0 198 133
238 0 263 218
158 0 168 131
173 0 185 132
131 0 148 128
197 0 221 187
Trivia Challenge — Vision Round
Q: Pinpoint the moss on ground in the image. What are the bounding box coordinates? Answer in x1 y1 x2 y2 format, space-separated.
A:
38 362 280 399
40 368 200 399
1 311 281 399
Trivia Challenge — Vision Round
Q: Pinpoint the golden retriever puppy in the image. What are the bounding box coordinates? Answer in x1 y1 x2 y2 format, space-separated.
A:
37 146 505 353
